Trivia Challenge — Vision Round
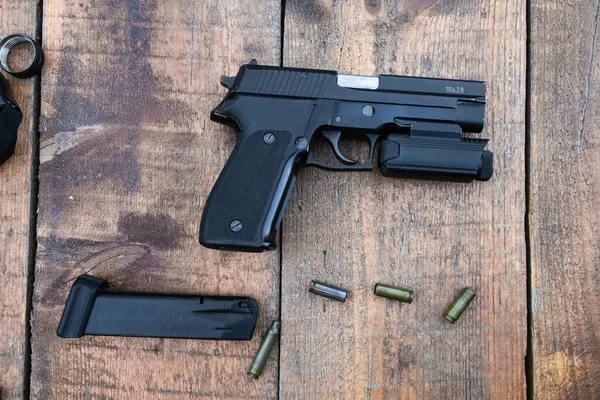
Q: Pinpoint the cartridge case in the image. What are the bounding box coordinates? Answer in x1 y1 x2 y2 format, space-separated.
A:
309 281 348 302
444 288 476 323
373 283 413 303
248 321 281 379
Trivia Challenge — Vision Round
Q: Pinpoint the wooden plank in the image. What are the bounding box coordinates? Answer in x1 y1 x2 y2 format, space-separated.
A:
530 0 600 397
31 1 281 398
280 0 526 398
0 2 39 399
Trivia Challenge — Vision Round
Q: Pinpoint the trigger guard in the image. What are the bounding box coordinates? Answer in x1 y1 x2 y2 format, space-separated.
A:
321 130 358 165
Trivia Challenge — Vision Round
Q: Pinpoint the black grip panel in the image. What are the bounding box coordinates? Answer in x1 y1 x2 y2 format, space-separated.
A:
200 130 295 251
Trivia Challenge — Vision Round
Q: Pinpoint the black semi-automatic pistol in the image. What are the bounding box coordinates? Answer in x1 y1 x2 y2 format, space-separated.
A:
200 60 493 252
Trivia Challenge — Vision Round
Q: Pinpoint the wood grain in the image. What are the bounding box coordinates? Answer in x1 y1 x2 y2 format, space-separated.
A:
0 2 39 399
280 0 526 398
530 0 600 398
31 1 281 398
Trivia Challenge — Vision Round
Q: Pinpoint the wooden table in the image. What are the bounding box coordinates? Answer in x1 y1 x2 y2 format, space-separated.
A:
1 0 598 398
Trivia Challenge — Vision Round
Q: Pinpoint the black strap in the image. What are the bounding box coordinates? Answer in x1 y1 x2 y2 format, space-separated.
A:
0 102 22 164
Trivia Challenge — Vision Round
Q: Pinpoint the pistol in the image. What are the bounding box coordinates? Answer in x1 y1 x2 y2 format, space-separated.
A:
200 60 493 251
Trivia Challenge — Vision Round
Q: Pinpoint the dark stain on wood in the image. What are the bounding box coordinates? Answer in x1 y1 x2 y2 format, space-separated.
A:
397 344 416 371
43 0 182 133
117 212 186 250
421 58 433 73
124 0 156 23
243 41 264 56
38 127 142 231
405 0 438 9
371 19 402 73
364 0 382 15
287 0 328 22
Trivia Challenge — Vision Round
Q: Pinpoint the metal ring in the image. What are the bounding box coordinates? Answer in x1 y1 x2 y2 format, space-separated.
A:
0 34 44 78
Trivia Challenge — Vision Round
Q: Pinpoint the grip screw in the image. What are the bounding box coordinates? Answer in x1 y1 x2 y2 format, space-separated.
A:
229 219 243 232
263 132 275 144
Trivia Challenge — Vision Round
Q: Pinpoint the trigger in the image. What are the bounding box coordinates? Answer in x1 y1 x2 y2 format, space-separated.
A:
322 130 358 165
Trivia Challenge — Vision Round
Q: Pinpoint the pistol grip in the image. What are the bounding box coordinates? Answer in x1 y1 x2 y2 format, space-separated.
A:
200 130 300 251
